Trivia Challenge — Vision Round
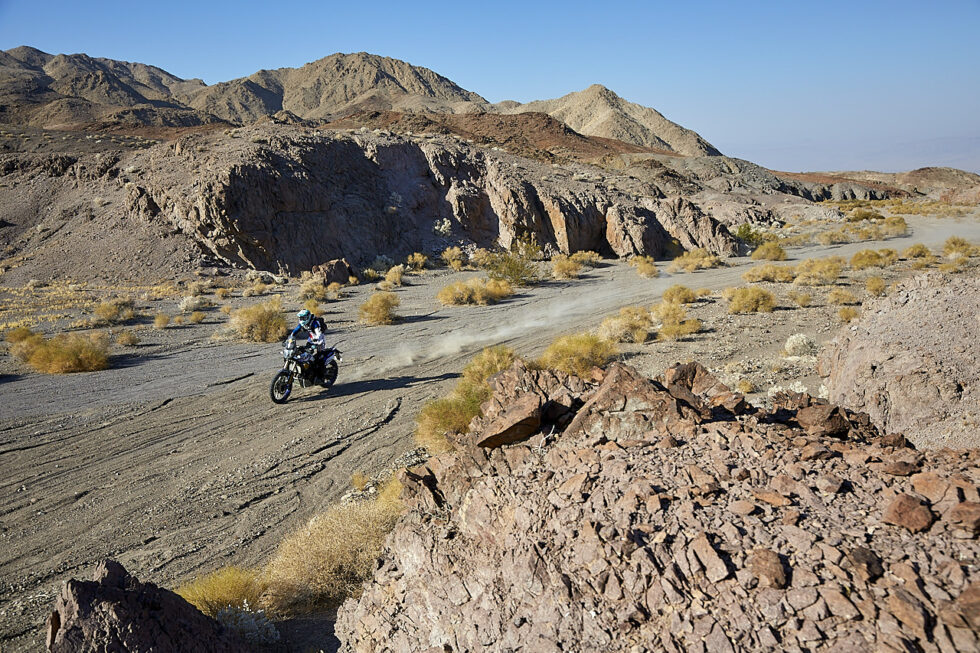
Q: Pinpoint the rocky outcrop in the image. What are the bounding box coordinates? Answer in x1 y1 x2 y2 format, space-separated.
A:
46 560 245 652
335 360 980 652
124 125 737 272
819 272 980 449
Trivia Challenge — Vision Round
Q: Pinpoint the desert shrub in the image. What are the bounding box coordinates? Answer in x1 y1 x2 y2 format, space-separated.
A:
242 282 269 297
153 313 170 329
816 229 851 246
470 248 492 269
827 288 858 305
630 255 659 278
939 260 967 273
538 332 617 377
734 224 767 247
229 297 288 342
187 281 211 296
668 248 723 273
385 265 405 286
944 236 974 257
358 292 400 325
735 379 756 394
415 346 517 454
351 472 370 492
94 298 136 324
299 278 329 301
347 275 359 286
215 287 231 300
441 246 464 268
172 315 185 326
839 307 859 323
406 252 428 271
848 208 883 222
480 251 539 286
176 567 266 617
115 330 140 346
783 333 817 357
794 258 843 285
327 281 343 297
850 249 885 270
903 243 932 259
262 478 403 614
8 329 109 374
436 278 513 305
302 298 319 314
724 287 776 313
788 291 812 307
597 306 652 343
376 280 395 292
189 311 206 324
219 305 233 315
652 301 702 341
751 242 787 261
551 255 582 280
882 216 908 237
878 248 899 266
661 285 696 304
743 263 796 283
866 276 887 297
570 251 602 268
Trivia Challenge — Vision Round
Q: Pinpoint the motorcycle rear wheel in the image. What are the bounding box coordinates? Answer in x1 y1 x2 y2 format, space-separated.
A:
320 361 338 389
270 370 293 404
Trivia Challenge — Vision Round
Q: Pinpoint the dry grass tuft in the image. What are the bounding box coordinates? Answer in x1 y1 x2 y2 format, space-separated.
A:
375 280 395 292
551 255 582 280
735 378 756 394
115 330 140 346
902 243 932 259
189 311 206 324
743 263 796 283
850 250 885 270
153 313 170 329
385 265 406 286
662 285 698 304
597 307 653 343
441 246 464 269
262 478 404 614
751 242 787 261
7 329 109 373
299 278 329 301
242 282 269 297
629 256 659 278
94 298 136 325
229 297 288 342
215 287 231 300
866 277 887 297
436 278 513 305
793 258 843 285
178 295 211 313
882 216 908 237
176 567 266 617
839 307 860 323
788 291 812 308
415 346 517 454
570 251 602 268
406 252 428 271
351 472 370 492
667 248 723 273
944 236 976 257
724 287 776 313
827 288 858 305
358 292 400 325
537 333 617 377
652 301 702 341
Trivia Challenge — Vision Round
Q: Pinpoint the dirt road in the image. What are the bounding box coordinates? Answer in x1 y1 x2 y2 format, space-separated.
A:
1 216 978 649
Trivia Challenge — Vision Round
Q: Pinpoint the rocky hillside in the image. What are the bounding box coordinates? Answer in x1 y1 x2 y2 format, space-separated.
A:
499 84 722 157
0 124 738 282
336 360 980 651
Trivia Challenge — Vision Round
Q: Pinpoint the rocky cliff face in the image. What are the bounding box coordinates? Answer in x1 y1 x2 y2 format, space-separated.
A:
122 125 737 272
335 360 980 652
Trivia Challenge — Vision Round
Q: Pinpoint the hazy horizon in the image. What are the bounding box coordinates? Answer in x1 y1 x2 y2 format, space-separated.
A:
2 0 977 173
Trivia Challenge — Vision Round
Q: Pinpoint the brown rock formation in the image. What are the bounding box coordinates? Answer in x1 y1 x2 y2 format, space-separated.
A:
335 360 980 652
46 560 245 652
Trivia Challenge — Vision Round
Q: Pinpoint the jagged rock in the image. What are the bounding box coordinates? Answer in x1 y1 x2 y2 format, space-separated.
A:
46 560 244 653
883 494 935 532
476 394 542 448
310 258 355 285
335 361 980 653
948 502 980 535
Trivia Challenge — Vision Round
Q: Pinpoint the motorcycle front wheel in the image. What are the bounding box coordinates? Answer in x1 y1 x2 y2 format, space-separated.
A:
270 370 293 404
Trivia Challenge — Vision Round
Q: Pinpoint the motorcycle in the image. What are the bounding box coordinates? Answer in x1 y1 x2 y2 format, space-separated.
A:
269 339 342 404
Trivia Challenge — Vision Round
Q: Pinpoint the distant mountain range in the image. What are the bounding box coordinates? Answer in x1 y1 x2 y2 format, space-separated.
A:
0 46 719 157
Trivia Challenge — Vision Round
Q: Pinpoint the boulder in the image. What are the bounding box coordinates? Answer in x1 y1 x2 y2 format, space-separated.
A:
46 560 244 652
310 258 355 285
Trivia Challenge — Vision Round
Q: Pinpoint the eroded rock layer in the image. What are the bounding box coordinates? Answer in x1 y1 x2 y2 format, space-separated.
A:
336 361 980 652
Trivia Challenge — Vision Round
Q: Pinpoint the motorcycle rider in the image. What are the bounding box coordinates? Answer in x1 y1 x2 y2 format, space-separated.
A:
288 309 328 380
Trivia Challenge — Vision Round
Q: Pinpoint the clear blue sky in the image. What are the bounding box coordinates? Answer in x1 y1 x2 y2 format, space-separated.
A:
2 0 978 172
